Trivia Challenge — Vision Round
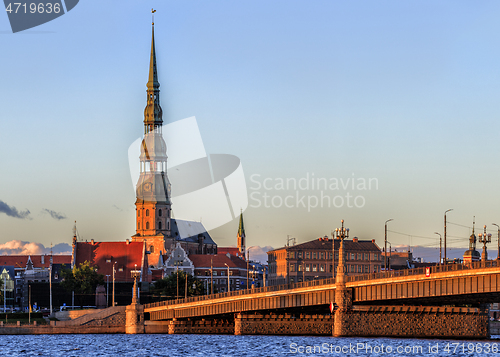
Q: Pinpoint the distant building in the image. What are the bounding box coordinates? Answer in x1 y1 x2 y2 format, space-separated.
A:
0 254 71 309
190 254 249 293
267 236 382 286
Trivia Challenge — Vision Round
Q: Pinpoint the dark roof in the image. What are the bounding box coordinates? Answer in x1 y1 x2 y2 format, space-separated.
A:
267 238 380 253
171 219 217 245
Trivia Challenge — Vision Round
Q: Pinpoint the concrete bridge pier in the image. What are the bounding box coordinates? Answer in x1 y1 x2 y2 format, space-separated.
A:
125 275 144 334
332 285 352 337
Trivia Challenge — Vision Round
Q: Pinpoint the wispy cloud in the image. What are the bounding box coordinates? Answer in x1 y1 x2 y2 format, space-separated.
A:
42 208 67 220
0 240 72 255
0 200 30 219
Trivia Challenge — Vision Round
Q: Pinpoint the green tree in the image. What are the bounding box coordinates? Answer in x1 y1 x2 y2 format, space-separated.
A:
60 261 104 306
152 272 206 302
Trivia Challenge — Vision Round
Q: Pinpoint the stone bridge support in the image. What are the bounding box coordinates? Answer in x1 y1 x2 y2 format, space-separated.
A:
234 313 332 335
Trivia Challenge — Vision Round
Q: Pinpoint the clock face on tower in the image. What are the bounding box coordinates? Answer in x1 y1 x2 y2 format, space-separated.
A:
144 183 153 192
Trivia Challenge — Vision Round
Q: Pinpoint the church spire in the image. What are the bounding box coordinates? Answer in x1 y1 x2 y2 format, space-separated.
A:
144 17 162 133
147 24 159 90
237 210 246 258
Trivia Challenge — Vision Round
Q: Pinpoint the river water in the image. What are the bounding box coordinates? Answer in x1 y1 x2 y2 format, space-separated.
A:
0 334 498 356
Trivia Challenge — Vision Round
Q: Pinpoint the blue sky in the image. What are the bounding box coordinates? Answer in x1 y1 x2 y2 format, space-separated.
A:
1 1 500 261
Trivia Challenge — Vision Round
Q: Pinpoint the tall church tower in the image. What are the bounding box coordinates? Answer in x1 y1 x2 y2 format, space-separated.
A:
132 20 172 267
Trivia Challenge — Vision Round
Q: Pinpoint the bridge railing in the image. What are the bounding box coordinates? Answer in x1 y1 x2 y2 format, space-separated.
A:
144 260 500 309
346 259 500 283
145 277 336 309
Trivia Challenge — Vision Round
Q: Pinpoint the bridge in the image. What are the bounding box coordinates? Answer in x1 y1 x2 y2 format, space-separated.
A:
145 261 500 319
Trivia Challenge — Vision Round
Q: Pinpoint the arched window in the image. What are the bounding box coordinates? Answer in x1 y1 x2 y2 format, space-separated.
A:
138 222 141 230
138 210 141 217
150 245 154 253
146 222 150 229
167 221 170 230
158 209 162 217
146 209 149 217
158 221 162 230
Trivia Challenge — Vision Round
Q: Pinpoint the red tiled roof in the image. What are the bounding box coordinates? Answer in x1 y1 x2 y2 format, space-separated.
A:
189 254 247 270
217 247 243 258
75 241 146 282
0 255 71 269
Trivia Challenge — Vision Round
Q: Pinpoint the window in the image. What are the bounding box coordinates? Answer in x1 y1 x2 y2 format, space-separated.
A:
329 265 333 272
150 245 154 253
313 252 316 259
312 264 317 272
306 252 310 259
350 253 356 260
320 264 325 272
289 252 294 259
365 265 369 273
119 268 123 272
298 252 303 259
374 253 378 260
306 264 310 272
146 222 150 229
290 264 295 272
158 221 162 230
138 222 140 230
138 211 140 217
320 252 324 259
159 209 162 217
358 253 362 260
106 259 111 263
298 264 303 272
146 209 149 217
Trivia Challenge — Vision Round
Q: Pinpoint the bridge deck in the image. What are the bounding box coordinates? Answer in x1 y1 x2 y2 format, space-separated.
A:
145 261 500 320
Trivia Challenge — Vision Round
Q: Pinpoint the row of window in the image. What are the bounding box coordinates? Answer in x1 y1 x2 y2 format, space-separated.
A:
289 251 378 261
138 209 169 218
138 221 170 230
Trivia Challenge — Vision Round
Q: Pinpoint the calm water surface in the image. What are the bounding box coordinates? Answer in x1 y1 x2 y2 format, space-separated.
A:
0 334 498 357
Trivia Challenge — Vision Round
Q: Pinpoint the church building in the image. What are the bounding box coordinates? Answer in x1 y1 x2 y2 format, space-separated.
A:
131 22 216 267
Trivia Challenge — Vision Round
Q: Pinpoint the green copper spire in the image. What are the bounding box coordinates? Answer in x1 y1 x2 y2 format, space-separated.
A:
237 210 246 258
238 211 245 238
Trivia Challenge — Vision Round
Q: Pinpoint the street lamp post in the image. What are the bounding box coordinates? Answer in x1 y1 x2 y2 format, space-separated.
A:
210 257 213 295
112 261 117 307
176 264 179 300
434 232 442 264
492 223 500 260
105 275 110 307
478 225 492 262
49 264 52 315
224 263 230 293
444 209 453 264
385 219 393 272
